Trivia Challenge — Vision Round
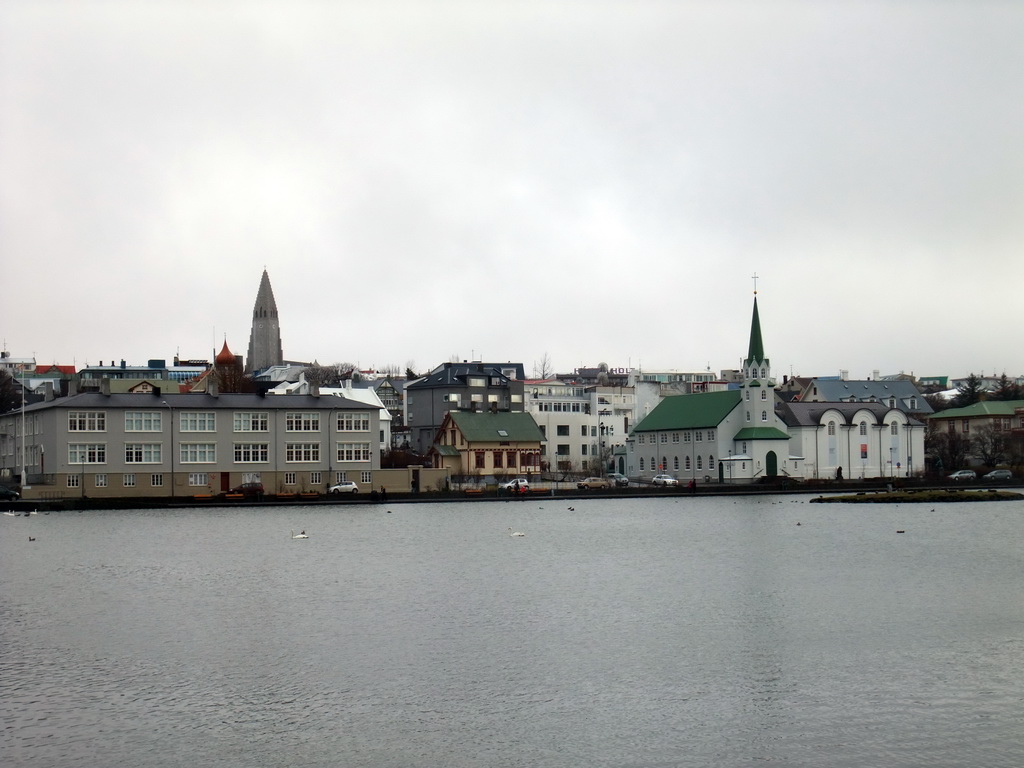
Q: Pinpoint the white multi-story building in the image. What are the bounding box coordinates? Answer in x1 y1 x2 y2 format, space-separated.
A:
524 380 635 475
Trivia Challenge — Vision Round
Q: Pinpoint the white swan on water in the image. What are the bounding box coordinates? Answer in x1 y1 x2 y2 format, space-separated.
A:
508 527 525 537
291 530 309 539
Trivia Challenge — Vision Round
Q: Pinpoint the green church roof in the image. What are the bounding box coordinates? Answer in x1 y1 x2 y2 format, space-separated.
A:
733 427 791 441
746 296 765 364
634 390 741 432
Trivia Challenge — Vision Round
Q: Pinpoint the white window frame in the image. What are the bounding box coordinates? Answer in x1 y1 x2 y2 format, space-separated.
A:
234 412 269 432
180 443 216 463
336 413 370 432
69 443 106 464
180 412 216 432
336 442 371 462
124 411 162 432
125 443 162 464
68 411 106 432
285 442 321 463
286 412 321 432
234 443 270 463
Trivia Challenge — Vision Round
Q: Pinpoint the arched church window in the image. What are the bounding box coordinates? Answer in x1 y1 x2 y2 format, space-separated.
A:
761 411 768 421
891 422 898 435
828 422 836 436
761 389 767 400
859 421 867 435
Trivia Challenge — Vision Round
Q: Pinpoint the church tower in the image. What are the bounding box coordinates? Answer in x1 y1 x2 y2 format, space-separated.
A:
245 269 284 374
742 283 773 387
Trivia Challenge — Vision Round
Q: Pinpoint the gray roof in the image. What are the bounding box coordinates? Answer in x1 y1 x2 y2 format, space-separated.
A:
778 400 925 427
20 392 377 413
408 362 524 390
804 379 932 413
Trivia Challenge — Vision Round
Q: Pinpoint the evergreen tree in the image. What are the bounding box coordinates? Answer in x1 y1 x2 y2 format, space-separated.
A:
951 373 985 408
990 373 1023 401
0 370 21 414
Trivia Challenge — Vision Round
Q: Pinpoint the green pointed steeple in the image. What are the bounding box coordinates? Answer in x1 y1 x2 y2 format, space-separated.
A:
746 296 765 365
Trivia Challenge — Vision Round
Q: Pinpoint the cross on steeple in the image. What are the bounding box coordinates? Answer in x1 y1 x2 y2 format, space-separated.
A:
751 272 759 295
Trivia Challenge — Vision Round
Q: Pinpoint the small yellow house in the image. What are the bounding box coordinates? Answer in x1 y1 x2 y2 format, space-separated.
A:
429 411 544 478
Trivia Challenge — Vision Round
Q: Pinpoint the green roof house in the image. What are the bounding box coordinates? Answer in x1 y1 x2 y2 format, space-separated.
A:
429 410 545 478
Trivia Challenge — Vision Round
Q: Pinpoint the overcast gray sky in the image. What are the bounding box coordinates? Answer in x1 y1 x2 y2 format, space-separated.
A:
2 1 1022 380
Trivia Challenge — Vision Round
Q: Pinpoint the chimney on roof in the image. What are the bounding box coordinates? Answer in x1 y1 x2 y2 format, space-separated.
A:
43 382 54 401
100 378 110 396
208 379 218 397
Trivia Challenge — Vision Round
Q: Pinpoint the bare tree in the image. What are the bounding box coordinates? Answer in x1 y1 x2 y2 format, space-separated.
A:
533 352 554 379
973 423 1010 468
303 363 356 388
215 357 256 393
932 429 972 473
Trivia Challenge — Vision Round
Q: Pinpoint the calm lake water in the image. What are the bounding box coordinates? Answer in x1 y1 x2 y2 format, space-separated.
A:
2 495 1024 767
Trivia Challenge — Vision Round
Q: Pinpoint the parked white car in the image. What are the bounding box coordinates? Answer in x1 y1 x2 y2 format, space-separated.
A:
499 478 530 491
652 474 679 486
328 481 359 494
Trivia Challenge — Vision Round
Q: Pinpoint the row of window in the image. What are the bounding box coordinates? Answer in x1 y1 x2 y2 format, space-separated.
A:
947 417 1024 434
473 452 540 469
637 430 716 444
828 422 902 436
65 470 375 489
67 442 374 464
639 455 717 472
65 411 373 433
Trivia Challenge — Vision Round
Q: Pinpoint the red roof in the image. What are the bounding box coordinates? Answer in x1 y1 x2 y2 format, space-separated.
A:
215 341 236 366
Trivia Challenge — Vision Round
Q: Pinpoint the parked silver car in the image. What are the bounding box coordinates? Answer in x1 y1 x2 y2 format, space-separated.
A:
947 470 976 482
982 469 1012 481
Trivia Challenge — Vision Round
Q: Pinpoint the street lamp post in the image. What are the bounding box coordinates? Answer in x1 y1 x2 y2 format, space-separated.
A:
162 400 174 498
